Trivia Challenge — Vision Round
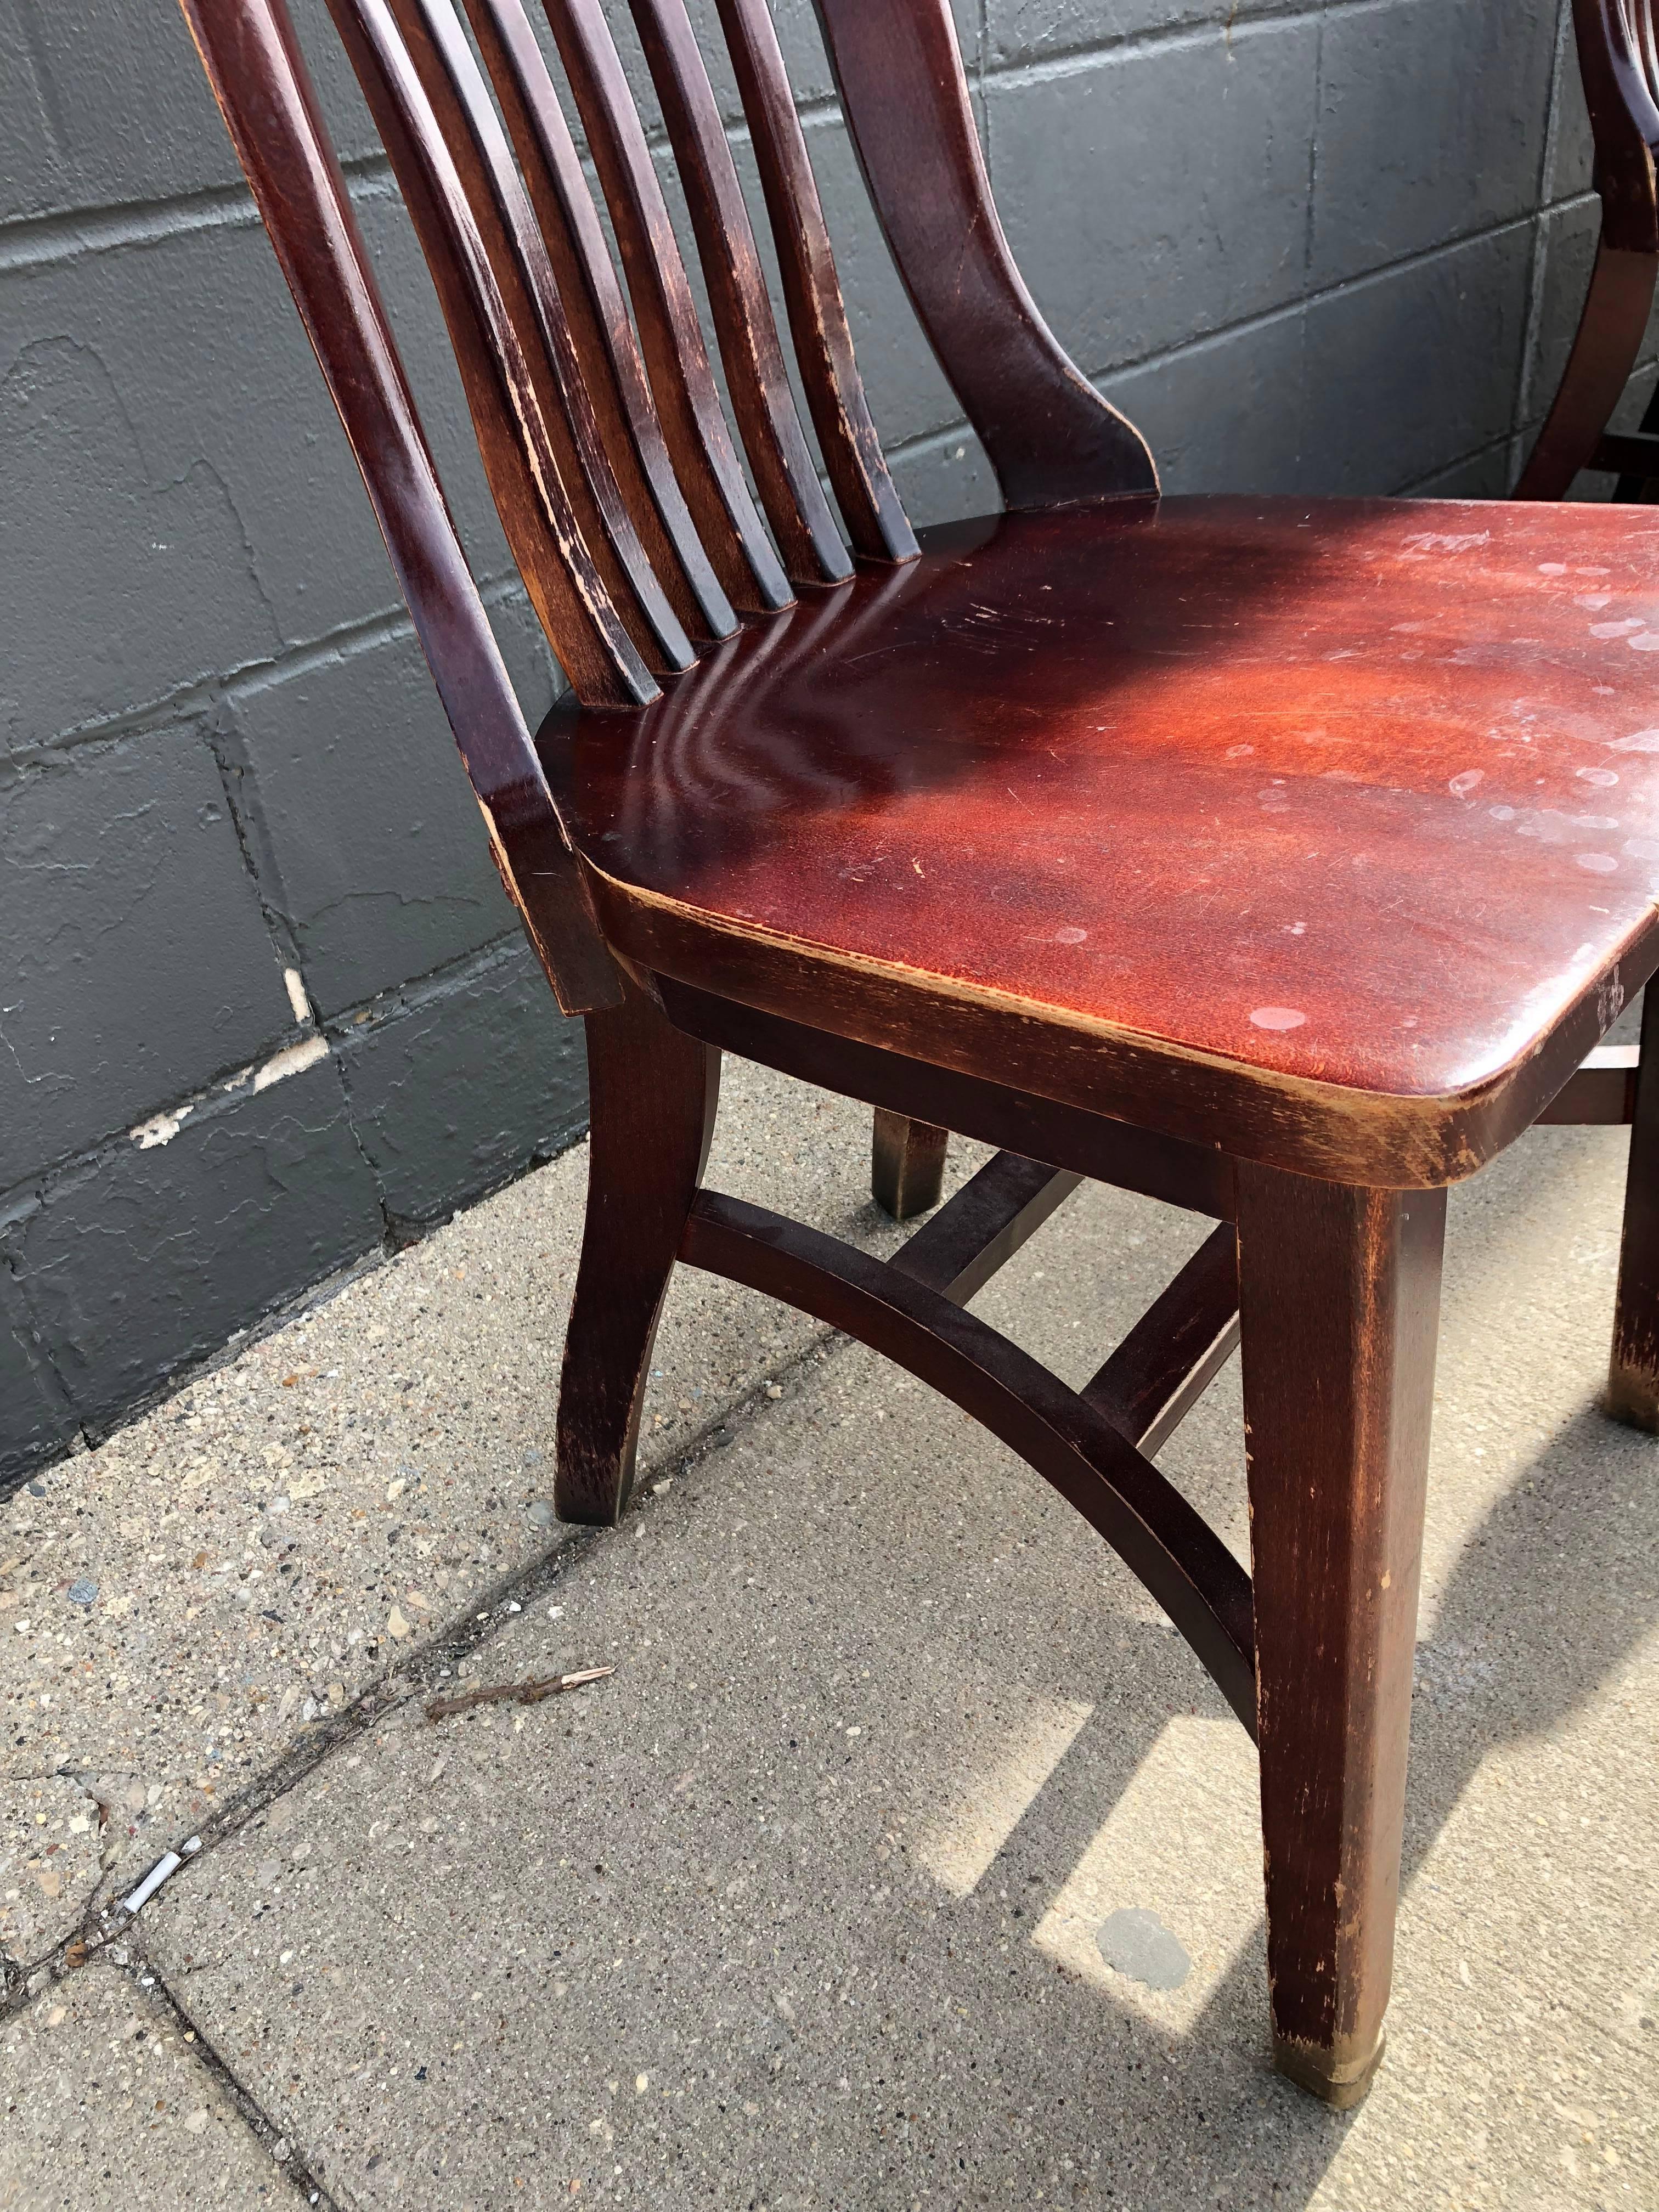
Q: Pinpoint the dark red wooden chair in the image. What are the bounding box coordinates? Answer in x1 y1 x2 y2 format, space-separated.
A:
1516 0 1659 499
180 0 1659 2107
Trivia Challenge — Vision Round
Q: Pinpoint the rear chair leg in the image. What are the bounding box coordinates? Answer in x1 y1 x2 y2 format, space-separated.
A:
555 978 720 1525
872 1108 949 1218
1609 988 1659 1429
1236 1166 1446 2107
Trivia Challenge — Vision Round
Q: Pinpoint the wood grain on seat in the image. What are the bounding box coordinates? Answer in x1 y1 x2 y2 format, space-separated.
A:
554 495 1659 1118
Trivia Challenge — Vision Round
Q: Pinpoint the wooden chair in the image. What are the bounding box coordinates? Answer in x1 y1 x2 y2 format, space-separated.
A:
1516 0 1659 499
180 0 1659 2107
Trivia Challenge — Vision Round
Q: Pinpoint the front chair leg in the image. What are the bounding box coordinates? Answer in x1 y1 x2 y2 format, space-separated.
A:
556 977 720 1525
872 1108 949 1218
1236 1166 1446 2107
1609 988 1659 1428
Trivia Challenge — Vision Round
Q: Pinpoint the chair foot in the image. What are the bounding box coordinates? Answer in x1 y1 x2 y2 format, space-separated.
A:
1238 1169 1446 2112
872 1108 948 1218
1606 1366 1659 1431
1273 2030 1386 2110
555 979 720 1525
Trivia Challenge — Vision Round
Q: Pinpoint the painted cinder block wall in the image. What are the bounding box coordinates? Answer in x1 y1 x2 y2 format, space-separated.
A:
0 0 1628 1486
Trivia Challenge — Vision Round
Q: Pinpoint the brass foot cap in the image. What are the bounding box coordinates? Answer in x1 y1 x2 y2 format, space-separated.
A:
1605 1367 1659 1434
1272 2032 1385 2111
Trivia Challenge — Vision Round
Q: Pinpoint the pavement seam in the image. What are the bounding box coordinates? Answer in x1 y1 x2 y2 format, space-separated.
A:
103 1948 346 2211
0 1328 845 2028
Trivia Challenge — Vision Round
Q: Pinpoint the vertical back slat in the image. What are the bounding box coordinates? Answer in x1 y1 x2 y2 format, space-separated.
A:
175 0 620 1009
465 0 738 642
387 0 693 673
324 0 660 702
540 0 794 612
714 0 916 565
627 0 852 586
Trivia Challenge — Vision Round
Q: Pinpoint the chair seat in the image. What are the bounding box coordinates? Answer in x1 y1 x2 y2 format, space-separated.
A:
550 495 1659 1152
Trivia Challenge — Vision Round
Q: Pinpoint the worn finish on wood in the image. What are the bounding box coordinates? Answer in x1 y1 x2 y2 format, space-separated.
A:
715 0 916 566
683 1188 1259 1731
1610 989 1659 1426
1537 1042 1641 1125
388 0 694 675
812 0 1156 509
1515 0 1659 497
556 979 719 1523
1238 1169 1446 2107
541 0 792 614
558 498 1659 1184
895 1149 1081 1305
1083 1223 1239 1456
465 0 737 643
628 0 852 588
325 0 659 706
176 0 620 1013
188 0 1659 2113
652 978 1236 1218
870 1109 949 1220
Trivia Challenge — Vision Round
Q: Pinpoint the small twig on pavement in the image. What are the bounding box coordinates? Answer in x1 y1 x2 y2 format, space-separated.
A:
424 1665 614 1721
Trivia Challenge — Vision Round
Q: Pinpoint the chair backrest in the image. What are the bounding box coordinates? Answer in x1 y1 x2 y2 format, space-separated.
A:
1514 0 1659 496
180 0 1155 720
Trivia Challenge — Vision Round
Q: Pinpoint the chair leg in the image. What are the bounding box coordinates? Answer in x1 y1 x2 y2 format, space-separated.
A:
1235 1166 1446 2108
555 977 721 1525
871 1108 949 1218
1609 989 1659 1429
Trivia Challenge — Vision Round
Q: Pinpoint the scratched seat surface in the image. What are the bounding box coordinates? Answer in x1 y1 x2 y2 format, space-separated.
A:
551 494 1659 1104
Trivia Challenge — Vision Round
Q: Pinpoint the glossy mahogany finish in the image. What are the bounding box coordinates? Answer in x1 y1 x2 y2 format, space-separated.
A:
180 0 1659 2118
555 496 1659 1119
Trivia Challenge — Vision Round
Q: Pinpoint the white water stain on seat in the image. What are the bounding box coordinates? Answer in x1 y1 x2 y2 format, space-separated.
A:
1031 1714 1261 2034
1249 1006 1306 1031
913 1694 1094 1898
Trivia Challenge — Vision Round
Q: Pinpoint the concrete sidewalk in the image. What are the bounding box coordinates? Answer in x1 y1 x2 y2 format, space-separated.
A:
3 1060 1656 2209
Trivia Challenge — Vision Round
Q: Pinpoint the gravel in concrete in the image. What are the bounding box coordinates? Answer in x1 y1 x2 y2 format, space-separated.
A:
1 1958 288 2209
111 1119 1658 2210
4 1066 1657 2209
0 1063 986 1951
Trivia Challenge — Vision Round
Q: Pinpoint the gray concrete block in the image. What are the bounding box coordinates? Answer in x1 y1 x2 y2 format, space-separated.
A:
1299 223 1534 493
337 935 588 1233
1401 438 1515 498
0 0 378 227
990 21 1319 382
0 723 295 1190
1309 0 1559 291
1546 0 1594 205
890 426 1001 528
988 0 1244 68
0 222 379 748
1099 304 1307 493
0 185 513 755
0 1234 77 1487
18 1051 384 1437
1520 196 1600 430
218 598 560 1020
775 117 964 454
354 183 515 587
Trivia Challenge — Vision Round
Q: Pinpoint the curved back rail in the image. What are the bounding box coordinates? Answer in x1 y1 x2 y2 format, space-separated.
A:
1516 0 1659 498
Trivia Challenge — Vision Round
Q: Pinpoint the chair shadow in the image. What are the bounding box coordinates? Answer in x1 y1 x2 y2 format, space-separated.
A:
900 1127 1659 2203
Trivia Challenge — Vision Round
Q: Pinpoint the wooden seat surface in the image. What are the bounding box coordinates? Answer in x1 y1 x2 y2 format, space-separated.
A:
555 494 1659 1112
